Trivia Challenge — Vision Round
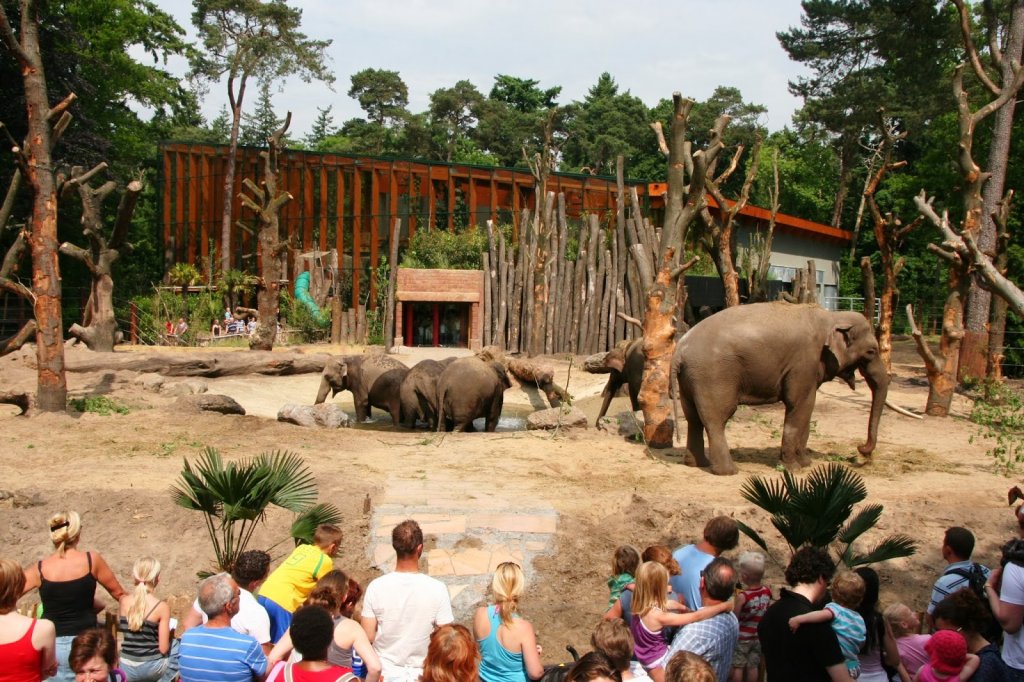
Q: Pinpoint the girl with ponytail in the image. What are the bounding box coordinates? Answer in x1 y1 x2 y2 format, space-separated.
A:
116 558 177 682
473 562 545 682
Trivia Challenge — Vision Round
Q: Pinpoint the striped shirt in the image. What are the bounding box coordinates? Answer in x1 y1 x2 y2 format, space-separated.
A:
179 624 267 682
662 611 740 681
927 560 990 614
826 602 866 672
737 586 772 642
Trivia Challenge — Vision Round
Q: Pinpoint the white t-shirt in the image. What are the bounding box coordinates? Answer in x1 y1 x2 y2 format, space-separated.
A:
1001 562 1024 670
361 571 454 673
192 587 271 645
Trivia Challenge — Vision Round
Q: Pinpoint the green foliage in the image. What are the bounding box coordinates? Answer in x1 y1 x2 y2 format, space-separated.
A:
365 258 391 345
305 106 337 149
348 68 409 127
170 447 341 572
737 463 917 568
279 292 329 343
240 81 288 147
970 381 1024 475
401 227 489 270
68 395 130 415
218 269 259 309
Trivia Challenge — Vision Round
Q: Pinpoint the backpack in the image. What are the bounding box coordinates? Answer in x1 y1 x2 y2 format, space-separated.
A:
944 563 1002 643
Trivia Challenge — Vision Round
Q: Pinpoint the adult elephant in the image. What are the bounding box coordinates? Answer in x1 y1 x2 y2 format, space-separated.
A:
368 366 410 426
594 338 644 426
399 357 456 429
672 302 889 475
435 357 511 432
314 354 407 422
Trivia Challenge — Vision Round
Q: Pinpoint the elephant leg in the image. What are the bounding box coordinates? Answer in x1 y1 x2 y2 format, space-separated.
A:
485 396 503 432
354 397 371 422
681 397 711 469
781 393 817 469
692 395 738 476
595 377 622 426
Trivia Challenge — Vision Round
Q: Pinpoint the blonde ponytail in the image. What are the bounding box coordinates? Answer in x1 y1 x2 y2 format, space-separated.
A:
490 562 524 627
48 511 81 557
126 557 161 631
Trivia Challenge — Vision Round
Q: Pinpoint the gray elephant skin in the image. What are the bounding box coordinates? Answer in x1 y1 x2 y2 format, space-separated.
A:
399 357 456 429
436 357 512 432
595 338 644 426
672 302 889 475
315 354 407 422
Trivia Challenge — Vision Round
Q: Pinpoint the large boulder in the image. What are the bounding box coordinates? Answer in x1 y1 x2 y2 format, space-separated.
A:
526 405 587 431
162 379 208 396
177 394 246 415
134 373 165 392
278 403 351 428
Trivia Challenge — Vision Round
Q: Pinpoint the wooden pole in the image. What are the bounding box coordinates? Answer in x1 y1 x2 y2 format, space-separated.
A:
383 218 401 352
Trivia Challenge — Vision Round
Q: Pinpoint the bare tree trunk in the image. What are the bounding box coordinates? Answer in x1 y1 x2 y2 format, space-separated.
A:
0 2 73 410
220 74 248 275
907 297 963 416
384 218 401 352
239 114 293 351
959 0 1024 380
59 169 142 352
860 257 877 325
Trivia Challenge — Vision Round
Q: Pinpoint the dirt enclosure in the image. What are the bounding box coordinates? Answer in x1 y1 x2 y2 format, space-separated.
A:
0 339 1017 657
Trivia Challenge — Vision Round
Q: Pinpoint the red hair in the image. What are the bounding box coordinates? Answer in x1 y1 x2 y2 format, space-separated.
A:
421 624 479 682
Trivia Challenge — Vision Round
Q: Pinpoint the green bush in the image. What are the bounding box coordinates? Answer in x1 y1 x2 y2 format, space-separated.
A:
401 226 490 270
280 291 330 343
970 380 1024 474
68 395 130 415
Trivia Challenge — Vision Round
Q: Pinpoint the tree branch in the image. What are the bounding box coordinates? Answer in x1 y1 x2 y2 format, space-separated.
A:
110 179 142 250
952 0 1001 95
0 319 35 359
616 311 643 330
906 304 942 373
650 121 670 157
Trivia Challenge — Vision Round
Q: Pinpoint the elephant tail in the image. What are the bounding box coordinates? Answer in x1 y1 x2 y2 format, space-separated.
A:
435 386 447 432
670 363 682 445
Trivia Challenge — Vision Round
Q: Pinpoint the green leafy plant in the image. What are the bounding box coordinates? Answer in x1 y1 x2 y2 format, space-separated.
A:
218 269 259 310
170 448 342 572
737 462 917 568
400 226 489 270
970 380 1024 474
68 396 130 415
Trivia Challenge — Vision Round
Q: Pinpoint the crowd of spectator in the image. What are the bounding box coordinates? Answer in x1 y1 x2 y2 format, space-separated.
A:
4 511 1024 682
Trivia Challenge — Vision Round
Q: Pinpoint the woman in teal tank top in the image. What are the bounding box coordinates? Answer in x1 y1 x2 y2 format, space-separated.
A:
473 563 545 682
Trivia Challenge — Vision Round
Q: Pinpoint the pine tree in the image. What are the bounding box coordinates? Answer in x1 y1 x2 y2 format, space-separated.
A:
240 82 284 147
305 105 335 149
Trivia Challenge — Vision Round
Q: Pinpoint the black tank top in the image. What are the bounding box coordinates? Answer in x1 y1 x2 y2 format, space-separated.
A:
38 552 98 637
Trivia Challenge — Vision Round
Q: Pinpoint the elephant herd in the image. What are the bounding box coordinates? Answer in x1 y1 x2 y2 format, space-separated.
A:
314 353 512 432
313 302 891 474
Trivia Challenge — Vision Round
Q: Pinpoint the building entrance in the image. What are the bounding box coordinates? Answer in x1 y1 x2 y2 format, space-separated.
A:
404 302 470 347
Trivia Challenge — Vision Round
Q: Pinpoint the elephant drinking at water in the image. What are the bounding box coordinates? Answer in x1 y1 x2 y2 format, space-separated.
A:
435 357 512 432
315 354 407 422
671 302 889 475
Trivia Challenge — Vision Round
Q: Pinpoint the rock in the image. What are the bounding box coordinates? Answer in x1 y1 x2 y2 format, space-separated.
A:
162 379 208 396
135 373 165 391
0 489 45 508
277 403 351 428
615 410 645 438
526 405 588 431
177 394 246 415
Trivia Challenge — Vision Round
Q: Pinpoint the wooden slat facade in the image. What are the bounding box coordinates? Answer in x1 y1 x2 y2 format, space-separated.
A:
160 143 647 307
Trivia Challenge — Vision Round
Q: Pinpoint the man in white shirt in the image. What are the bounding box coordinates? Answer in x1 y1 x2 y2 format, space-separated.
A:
361 520 454 682
179 550 273 654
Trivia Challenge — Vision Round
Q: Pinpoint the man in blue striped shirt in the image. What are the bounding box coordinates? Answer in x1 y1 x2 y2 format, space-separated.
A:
927 527 990 629
180 573 268 682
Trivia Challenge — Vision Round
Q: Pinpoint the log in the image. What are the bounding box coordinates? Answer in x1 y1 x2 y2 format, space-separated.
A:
508 209 529 352
357 304 367 344
59 349 332 376
562 260 576 353
497 229 509 349
591 245 607 353
330 297 342 344
506 357 569 408
483 251 492 347
583 351 612 374
383 219 401 352
599 249 612 351
573 215 590 352
0 391 32 414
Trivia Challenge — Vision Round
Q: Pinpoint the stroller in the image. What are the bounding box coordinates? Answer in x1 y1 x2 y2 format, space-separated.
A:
539 645 581 682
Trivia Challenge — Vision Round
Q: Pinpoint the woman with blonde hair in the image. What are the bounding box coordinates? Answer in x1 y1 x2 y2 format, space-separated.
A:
473 562 545 682
0 557 57 682
21 511 124 682
116 558 176 682
422 624 480 682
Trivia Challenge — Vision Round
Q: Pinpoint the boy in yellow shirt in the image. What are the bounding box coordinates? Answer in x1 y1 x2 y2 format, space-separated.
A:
257 524 342 641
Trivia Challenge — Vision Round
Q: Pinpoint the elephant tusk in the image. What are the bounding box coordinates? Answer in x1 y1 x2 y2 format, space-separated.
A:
885 399 923 420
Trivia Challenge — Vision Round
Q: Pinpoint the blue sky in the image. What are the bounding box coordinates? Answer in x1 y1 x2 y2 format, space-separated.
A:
147 0 811 138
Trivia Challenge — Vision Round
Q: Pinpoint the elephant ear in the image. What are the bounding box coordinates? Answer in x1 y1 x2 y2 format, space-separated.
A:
605 349 626 373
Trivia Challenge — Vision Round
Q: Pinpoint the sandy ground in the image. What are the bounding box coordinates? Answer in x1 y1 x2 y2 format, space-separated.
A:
0 338 1017 659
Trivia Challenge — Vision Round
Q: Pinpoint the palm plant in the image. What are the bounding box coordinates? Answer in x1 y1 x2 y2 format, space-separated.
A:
218 268 260 311
170 447 342 572
737 462 917 568
167 262 202 319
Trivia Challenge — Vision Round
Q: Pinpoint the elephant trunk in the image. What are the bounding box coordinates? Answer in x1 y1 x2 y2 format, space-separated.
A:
858 357 890 456
315 376 331 405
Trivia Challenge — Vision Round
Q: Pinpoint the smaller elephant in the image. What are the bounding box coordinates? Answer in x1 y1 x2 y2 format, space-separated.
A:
315 354 407 422
436 357 511 432
368 366 410 426
593 338 645 426
400 357 456 429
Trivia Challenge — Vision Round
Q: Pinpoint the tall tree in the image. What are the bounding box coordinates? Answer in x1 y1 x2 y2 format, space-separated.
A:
304 105 335 149
0 0 75 411
560 72 652 176
240 80 284 147
190 0 332 276
952 0 1024 380
345 68 409 155
475 75 563 167
428 80 484 163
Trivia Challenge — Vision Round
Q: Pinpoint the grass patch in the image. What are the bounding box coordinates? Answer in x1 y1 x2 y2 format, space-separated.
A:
68 396 130 416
